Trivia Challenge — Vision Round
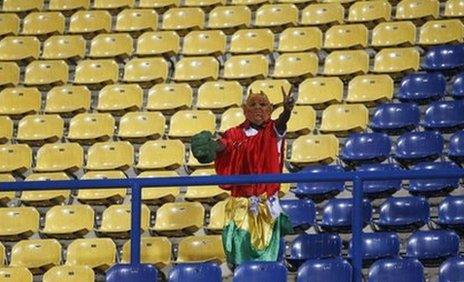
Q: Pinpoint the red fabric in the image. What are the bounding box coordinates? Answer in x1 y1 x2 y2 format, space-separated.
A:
215 120 284 197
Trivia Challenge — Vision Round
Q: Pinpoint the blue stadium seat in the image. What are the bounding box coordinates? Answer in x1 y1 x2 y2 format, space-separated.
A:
280 199 316 233
395 131 444 166
106 264 158 282
356 164 402 199
370 103 420 135
320 198 372 233
376 197 429 232
341 133 391 166
297 257 352 282
368 258 425 282
405 230 460 266
396 72 446 103
422 44 464 71
287 233 342 269
449 130 464 165
169 262 222 282
348 232 400 266
293 165 345 202
439 257 464 282
423 100 464 133
233 262 287 282
451 72 464 99
408 162 460 196
437 195 464 233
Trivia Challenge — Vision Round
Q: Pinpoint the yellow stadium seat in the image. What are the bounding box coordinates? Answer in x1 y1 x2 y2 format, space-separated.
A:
177 235 226 263
121 237 172 268
89 33 133 59
324 24 368 49
0 243 4 266
0 87 40 117
10 239 61 273
42 35 86 61
69 10 112 36
319 0 355 5
2 0 43 12
0 267 33 282
373 47 420 74
323 50 369 77
277 27 323 52
255 4 298 31
22 12 65 36
74 60 119 87
184 0 226 8
94 0 134 10
77 171 127 206
24 60 69 88
139 0 180 9
146 83 193 113
135 31 180 57
136 140 185 171
43 265 94 282
205 201 227 234
41 205 94 239
219 107 245 132
0 13 20 37
347 75 393 104
419 19 464 45
396 0 439 21
271 106 316 137
300 3 344 27
288 134 339 165
173 56 219 86
320 104 369 136
96 205 150 239
196 81 243 111
20 172 70 207
276 0 312 3
371 21 416 48
115 9 158 33
279 168 291 198
48 0 90 12
248 79 292 106
0 36 40 61
187 147 214 169
35 143 83 173
151 202 204 236
271 52 318 82
223 55 269 83
86 141 134 171
231 0 271 7
118 112 165 142
66 238 116 271
0 174 14 207
68 113 115 144
16 115 64 144
444 0 464 17
185 169 230 203
207 6 251 34
123 57 169 85
96 84 143 113
0 207 39 241
0 144 32 174
230 28 275 54
347 0 391 24
0 62 19 87
138 171 180 205
297 77 343 109
182 30 227 56
162 7 205 35
0 117 12 144
44 86 91 116
168 110 216 139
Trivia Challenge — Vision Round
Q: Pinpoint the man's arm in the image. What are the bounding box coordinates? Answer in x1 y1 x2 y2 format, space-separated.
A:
275 86 295 135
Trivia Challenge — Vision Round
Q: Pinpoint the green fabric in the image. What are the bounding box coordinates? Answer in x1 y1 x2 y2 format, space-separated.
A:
191 131 218 163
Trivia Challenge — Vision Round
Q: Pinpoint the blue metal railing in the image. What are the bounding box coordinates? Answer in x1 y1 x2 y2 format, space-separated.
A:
1 168 464 281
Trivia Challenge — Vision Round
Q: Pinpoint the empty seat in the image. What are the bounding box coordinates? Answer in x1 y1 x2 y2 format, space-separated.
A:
396 0 439 21
89 33 133 59
231 0 270 6
0 116 12 144
42 35 86 60
35 143 83 173
2 0 43 12
177 235 225 263
151 202 204 236
96 204 150 239
0 62 19 87
248 79 292 106
373 48 420 74
135 31 180 57
169 263 221 282
44 86 91 115
146 83 193 113
41 205 94 239
449 130 464 165
94 0 134 10
162 7 205 35
408 162 460 196
395 131 444 165
118 112 165 142
347 75 393 104
22 12 65 36
74 60 119 87
288 134 339 166
281 199 315 232
419 19 464 45
405 230 459 266
139 0 180 9
77 171 127 205
184 0 225 8
288 233 341 269
254 4 298 31
115 9 157 33
376 197 429 232
422 44 464 71
68 113 115 144
20 172 70 207
320 104 369 136
121 237 171 268
297 77 343 108
223 55 269 82
230 28 274 54
48 0 90 12
271 106 316 137
207 5 251 33
293 165 345 201
197 81 242 111
219 107 245 132
173 57 219 85
184 169 229 203
235 262 287 282
138 171 181 205
96 84 143 113
24 60 68 88
368 258 425 282
437 196 464 232
136 140 185 170
320 198 372 233
0 267 33 282
324 24 368 49
397 72 446 103
341 133 391 165
271 52 318 81
297 258 352 282
43 265 94 282
323 50 369 76
444 0 464 17
0 13 20 37
347 0 391 24
423 101 464 132
439 257 464 282
168 110 216 139
451 72 464 99
69 10 112 36
204 200 227 234
277 27 322 52
0 207 39 241
123 57 168 85
86 141 133 171
371 21 416 48
370 103 420 134
357 164 402 198
66 238 116 271
182 30 226 56
0 144 32 174
300 3 344 26
16 114 64 144
0 36 40 61
10 239 61 273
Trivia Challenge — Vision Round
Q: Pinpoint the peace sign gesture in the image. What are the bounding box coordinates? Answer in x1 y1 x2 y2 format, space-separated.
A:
281 86 295 112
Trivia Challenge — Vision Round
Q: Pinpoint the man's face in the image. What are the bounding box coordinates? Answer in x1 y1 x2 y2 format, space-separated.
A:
243 94 272 126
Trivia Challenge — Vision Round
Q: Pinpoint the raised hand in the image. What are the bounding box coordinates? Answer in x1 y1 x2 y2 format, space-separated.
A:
281 86 295 112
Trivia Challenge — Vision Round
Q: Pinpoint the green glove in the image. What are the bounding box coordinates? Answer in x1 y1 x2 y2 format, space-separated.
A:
191 131 219 163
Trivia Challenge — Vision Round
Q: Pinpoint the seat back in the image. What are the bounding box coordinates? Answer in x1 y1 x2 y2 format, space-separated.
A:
439 257 464 282
378 196 429 228
66 238 116 270
423 100 464 131
281 199 315 230
297 258 352 282
368 258 425 282
370 103 420 133
169 262 222 282
234 262 287 282
371 21 416 47
406 230 459 262
422 44 464 70
136 140 185 170
121 237 171 268
10 239 61 270
341 133 391 164
438 195 464 226
289 233 342 267
397 72 446 102
177 235 225 263
395 131 444 162
35 142 84 173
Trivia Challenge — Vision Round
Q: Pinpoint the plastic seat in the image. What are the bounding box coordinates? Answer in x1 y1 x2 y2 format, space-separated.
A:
48 0 90 12
0 62 19 88
341 133 391 165
320 104 369 136
42 35 86 60
169 262 221 282
368 258 425 282
135 31 180 57
297 258 352 282
373 47 420 74
118 112 165 142
168 110 216 139
449 130 464 165
0 144 32 174
10 239 61 273
77 171 127 205
288 134 339 166
207 5 251 33
44 86 90 116
254 4 298 31
297 77 342 108
230 0 270 6
24 60 68 88
223 55 269 82
248 79 292 106
136 140 185 170
95 204 150 239
22 12 65 36
0 13 20 37
69 10 112 36
173 57 219 86
437 196 464 232
146 83 193 113
20 173 70 207
68 113 115 144
235 262 287 282
219 107 245 132
203 200 227 234
349 233 400 264
41 205 94 239
74 60 119 87
439 257 464 282
293 165 345 201
0 117 12 144
151 202 204 236
2 0 43 12
162 7 205 35
115 9 157 33
43 265 94 282
300 3 344 26
419 20 464 45
230 28 274 54
444 0 464 17
451 72 464 99
0 267 33 282
371 21 416 48
184 0 225 8
123 57 168 86
277 27 322 52
139 0 180 9
324 24 368 49
370 103 420 134
185 169 230 203
271 53 318 81
323 50 369 76
281 199 315 232
422 44 464 71
320 198 372 233
35 143 83 173
177 235 225 263
347 0 391 24
376 197 429 232
121 237 172 268
0 36 40 61
396 0 439 21
94 0 134 10
356 164 402 198
86 141 133 171
423 101 464 132
271 106 316 137
66 238 116 271
96 84 143 114
408 162 460 196
0 207 39 241
405 230 459 266
395 131 444 165
347 75 393 104
17 114 63 144
288 233 341 269
0 174 15 205
89 33 133 59
197 81 242 111
397 72 446 103
182 30 227 56
138 171 181 205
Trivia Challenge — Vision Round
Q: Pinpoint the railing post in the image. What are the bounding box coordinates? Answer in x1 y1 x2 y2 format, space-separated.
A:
130 182 142 266
352 176 364 282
